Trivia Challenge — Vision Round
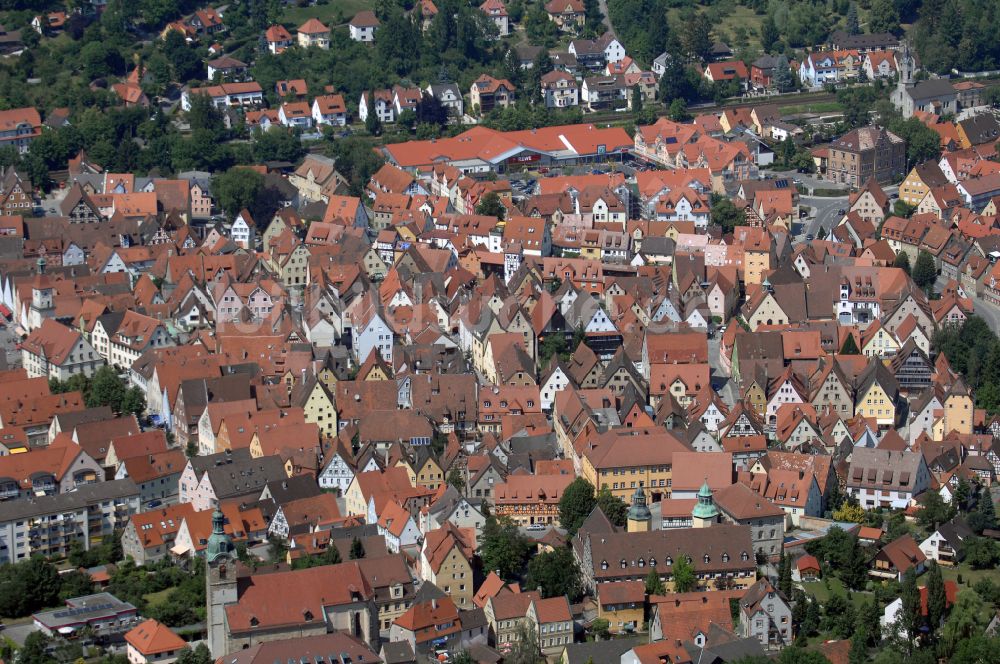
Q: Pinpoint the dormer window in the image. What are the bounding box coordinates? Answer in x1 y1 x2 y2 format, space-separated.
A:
638 558 645 567
722 553 730 563
666 556 673 566
704 554 710 564
741 551 749 561
601 560 608 570
620 559 627 569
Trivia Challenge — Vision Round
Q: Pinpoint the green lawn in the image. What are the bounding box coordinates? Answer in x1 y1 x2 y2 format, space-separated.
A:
801 577 871 610
779 101 844 116
940 561 996 588
143 588 173 608
280 0 374 27
666 4 764 51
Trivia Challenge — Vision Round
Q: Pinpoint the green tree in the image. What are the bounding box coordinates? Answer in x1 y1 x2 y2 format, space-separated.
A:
558 477 596 535
760 14 780 52
925 561 946 633
917 489 954 530
672 554 697 592
349 537 366 560
965 536 999 569
186 92 225 138
899 567 921 648
175 644 213 664
506 621 542 664
479 516 530 581
912 250 937 292
952 478 971 509
682 11 714 61
525 547 583 601
668 98 690 121
845 4 860 34
833 502 866 522
59 570 95 600
19 632 53 664
645 567 665 595
446 467 465 491
451 652 476 664
772 55 794 93
940 592 989 658
631 85 643 116
212 167 265 219
475 191 506 219
868 0 901 35
893 251 911 275
595 487 628 527
327 137 385 198
839 333 861 355
975 489 997 531
778 551 792 597
710 195 746 234
365 109 382 136
893 200 916 218
252 129 305 164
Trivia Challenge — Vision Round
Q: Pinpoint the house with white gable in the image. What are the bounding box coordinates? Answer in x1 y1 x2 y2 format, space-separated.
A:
349 295 394 364
318 446 356 494
420 486 485 538
369 497 421 553
312 94 347 127
540 361 572 411
230 209 255 249
764 369 807 430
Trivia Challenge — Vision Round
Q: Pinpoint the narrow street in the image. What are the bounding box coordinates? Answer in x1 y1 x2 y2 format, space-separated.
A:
971 293 1000 335
597 0 616 37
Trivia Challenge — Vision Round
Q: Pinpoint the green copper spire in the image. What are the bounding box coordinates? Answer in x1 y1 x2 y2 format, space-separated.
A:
627 485 651 522
206 508 234 563
692 480 719 520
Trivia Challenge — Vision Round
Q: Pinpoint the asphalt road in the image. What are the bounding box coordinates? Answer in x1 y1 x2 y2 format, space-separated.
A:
972 293 1000 335
2 622 39 646
799 195 849 239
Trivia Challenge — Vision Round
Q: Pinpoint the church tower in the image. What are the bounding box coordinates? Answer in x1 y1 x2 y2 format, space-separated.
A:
692 480 719 528
29 257 54 329
205 509 237 658
627 486 651 533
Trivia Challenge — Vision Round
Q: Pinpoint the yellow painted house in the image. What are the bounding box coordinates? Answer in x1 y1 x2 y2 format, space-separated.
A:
899 162 946 207
854 363 897 427
744 291 788 331
860 322 900 359
581 431 688 503
941 378 974 437
397 449 445 491
293 378 338 437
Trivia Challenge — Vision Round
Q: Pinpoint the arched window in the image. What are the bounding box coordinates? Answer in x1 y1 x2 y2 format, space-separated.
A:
741 551 749 561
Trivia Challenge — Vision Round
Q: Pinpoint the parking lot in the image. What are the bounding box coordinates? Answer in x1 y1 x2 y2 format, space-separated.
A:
0 323 20 370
